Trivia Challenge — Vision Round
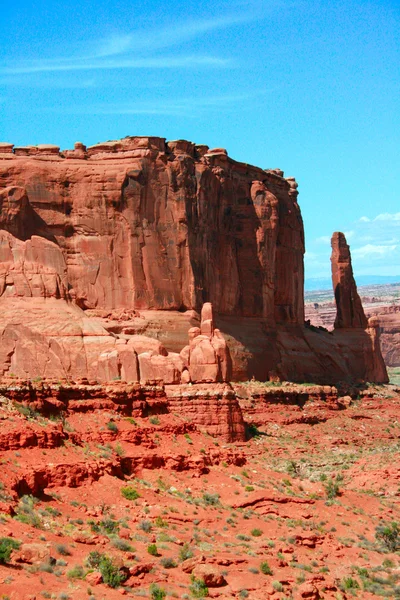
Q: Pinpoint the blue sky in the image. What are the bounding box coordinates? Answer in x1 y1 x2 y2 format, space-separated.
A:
1 0 399 281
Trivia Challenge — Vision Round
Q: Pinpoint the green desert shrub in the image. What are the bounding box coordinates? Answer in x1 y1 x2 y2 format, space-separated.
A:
85 551 103 569
55 544 71 556
0 537 20 564
340 577 360 592
251 528 262 537
375 521 400 552
14 495 43 528
121 486 140 500
147 543 159 556
67 565 85 579
179 542 193 561
111 537 132 552
189 575 209 598
324 476 342 500
160 556 176 569
202 492 220 506
150 584 167 600
260 561 273 575
138 519 152 533
98 555 127 588
106 421 118 433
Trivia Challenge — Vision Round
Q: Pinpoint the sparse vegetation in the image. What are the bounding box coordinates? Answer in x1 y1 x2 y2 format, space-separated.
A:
251 528 262 537
14 495 43 528
98 555 127 588
160 556 176 569
375 521 400 552
106 421 118 433
147 543 159 556
138 519 152 533
0 538 20 564
179 542 193 561
150 584 167 600
202 492 220 506
260 561 273 575
340 577 360 592
324 475 343 500
121 486 140 500
189 576 209 598
55 544 71 556
67 565 85 579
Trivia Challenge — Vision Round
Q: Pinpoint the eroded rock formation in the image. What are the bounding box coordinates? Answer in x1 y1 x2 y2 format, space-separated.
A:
0 138 304 321
329 232 388 383
331 232 368 329
0 137 388 384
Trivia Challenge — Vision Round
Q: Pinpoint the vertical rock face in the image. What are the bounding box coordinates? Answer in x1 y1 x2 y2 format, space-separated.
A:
0 137 304 323
165 383 246 442
331 232 368 329
0 139 388 384
366 317 389 383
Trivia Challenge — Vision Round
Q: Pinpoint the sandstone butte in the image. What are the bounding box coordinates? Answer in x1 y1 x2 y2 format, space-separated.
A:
0 136 388 389
0 138 399 600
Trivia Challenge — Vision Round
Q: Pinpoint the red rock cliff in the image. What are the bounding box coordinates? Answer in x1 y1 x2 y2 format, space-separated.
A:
0 138 388 384
0 138 304 323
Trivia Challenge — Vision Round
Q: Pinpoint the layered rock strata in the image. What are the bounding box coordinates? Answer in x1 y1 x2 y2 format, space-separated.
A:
0 138 303 322
0 380 246 442
0 137 388 384
165 383 245 442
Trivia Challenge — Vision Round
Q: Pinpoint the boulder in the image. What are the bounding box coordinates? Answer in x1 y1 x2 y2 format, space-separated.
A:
192 563 227 587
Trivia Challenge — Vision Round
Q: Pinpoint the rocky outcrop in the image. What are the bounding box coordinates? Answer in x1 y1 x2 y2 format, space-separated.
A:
371 309 400 367
165 383 245 442
365 317 389 382
182 302 231 383
0 138 387 384
329 232 388 383
331 232 368 329
0 380 246 443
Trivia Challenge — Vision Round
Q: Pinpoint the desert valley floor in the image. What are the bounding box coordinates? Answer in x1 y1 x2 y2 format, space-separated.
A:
0 381 399 600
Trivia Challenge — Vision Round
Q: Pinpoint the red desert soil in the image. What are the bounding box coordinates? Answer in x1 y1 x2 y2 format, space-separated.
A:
0 382 399 599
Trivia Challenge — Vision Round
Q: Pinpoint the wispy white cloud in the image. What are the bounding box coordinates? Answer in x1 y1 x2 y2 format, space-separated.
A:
2 55 228 75
315 235 331 244
374 212 400 222
1 14 252 76
359 212 400 223
57 91 259 117
0 76 97 89
352 244 397 259
93 34 135 58
308 212 400 278
89 14 253 58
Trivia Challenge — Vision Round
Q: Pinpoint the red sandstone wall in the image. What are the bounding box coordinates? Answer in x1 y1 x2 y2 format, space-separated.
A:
0 137 304 323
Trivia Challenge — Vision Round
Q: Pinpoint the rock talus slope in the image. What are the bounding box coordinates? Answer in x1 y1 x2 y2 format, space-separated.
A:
0 137 387 383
